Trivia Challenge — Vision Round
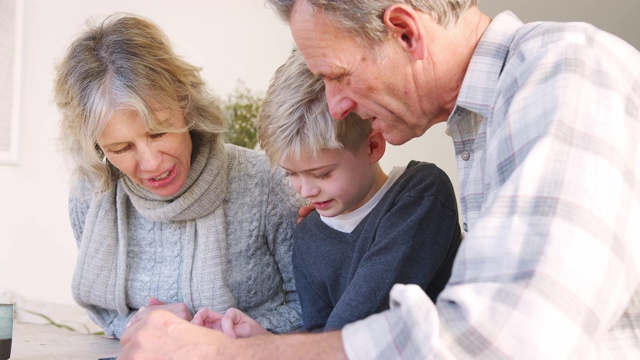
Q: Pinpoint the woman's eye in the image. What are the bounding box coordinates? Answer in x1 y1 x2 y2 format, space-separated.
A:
112 145 132 155
150 132 167 139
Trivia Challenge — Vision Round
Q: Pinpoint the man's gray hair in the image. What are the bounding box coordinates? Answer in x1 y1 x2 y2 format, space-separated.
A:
266 0 478 44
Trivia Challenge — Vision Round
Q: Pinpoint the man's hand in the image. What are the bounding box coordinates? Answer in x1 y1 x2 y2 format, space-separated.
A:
120 310 231 359
120 309 347 360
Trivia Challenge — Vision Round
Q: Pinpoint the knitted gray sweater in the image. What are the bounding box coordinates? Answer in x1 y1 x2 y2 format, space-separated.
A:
69 144 303 338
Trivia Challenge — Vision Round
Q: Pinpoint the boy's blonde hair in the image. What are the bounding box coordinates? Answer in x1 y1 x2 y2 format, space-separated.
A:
258 49 372 165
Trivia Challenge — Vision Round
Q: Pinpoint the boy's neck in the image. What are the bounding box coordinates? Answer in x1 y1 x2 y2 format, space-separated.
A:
372 165 389 195
358 164 389 208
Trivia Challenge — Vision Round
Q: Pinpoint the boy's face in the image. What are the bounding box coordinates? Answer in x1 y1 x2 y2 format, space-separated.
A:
281 144 379 217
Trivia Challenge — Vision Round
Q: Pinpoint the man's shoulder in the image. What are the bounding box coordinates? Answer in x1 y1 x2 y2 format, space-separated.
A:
510 18 637 62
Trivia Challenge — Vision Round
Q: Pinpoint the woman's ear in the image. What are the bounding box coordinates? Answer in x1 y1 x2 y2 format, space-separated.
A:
368 130 387 163
383 4 426 60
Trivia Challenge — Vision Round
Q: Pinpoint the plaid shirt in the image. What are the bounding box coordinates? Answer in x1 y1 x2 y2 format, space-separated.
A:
343 11 640 359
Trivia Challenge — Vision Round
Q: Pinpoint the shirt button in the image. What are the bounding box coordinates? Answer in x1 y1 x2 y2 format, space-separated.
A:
461 150 470 161
463 222 468 232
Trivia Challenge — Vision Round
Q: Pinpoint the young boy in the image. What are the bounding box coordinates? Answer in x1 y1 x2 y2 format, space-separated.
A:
193 50 462 335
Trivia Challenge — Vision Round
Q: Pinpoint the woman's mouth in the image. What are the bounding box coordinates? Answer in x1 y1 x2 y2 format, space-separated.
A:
152 171 171 181
146 166 177 187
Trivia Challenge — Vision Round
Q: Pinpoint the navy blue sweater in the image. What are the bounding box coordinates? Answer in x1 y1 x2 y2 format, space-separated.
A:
293 161 462 331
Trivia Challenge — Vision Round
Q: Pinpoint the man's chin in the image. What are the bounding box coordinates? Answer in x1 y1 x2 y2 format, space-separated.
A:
382 133 413 146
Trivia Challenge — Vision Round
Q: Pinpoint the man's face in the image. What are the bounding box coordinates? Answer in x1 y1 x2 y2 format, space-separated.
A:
290 2 432 145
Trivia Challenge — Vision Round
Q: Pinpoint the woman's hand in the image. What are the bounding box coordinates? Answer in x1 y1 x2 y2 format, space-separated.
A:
192 307 269 338
126 297 192 329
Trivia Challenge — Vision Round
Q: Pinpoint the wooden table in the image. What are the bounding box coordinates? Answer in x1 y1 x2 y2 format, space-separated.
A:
10 322 120 359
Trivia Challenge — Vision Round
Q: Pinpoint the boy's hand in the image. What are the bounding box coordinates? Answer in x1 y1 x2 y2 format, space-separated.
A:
297 204 315 224
192 307 270 338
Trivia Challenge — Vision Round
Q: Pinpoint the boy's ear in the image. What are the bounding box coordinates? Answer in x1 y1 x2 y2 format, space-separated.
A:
383 4 426 60
368 131 386 163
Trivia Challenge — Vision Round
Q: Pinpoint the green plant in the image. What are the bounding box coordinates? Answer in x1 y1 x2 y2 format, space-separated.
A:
222 80 263 149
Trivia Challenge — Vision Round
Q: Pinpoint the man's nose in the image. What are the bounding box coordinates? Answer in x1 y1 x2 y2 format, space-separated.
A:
325 82 356 120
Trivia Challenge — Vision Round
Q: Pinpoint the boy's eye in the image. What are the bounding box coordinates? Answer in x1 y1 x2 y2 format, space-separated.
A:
314 172 330 180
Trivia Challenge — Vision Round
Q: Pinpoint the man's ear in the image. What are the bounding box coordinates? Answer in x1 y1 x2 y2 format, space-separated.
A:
368 130 387 163
383 4 426 60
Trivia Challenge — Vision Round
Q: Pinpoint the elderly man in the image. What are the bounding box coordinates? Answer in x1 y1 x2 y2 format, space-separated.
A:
119 1 640 358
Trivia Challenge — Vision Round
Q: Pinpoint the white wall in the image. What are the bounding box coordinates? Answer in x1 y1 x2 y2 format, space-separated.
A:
1 0 638 307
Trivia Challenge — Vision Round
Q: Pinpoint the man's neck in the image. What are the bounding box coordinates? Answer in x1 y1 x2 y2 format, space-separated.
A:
429 6 492 120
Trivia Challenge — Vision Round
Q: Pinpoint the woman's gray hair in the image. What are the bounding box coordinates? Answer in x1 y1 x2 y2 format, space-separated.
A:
54 13 225 194
258 49 371 165
267 0 478 44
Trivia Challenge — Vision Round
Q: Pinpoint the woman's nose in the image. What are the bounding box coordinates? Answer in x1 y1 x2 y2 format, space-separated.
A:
137 145 161 171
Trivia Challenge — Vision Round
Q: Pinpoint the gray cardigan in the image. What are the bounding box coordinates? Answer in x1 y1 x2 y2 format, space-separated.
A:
69 144 303 338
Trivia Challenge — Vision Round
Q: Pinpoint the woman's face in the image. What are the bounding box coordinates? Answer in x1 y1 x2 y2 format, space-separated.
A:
97 108 192 197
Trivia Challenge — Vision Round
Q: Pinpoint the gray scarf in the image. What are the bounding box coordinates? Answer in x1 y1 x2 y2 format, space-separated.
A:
72 139 235 315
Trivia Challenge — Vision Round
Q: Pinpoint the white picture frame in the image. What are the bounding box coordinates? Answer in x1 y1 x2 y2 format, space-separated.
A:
0 0 23 165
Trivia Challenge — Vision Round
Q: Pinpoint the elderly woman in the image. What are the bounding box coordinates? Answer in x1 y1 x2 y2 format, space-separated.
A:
53 13 302 339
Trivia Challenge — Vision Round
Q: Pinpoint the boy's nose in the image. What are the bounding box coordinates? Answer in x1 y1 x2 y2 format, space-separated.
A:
299 180 320 199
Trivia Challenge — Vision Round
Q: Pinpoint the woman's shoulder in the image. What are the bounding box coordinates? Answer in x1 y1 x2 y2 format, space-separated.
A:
69 177 97 203
223 143 301 206
224 143 271 174
223 143 278 193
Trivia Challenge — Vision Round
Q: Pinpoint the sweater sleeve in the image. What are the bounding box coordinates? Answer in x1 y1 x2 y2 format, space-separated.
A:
325 164 461 331
68 182 92 249
250 166 304 333
82 305 136 339
68 181 137 339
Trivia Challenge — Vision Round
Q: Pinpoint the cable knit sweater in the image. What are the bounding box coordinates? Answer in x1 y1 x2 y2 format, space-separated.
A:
69 144 303 338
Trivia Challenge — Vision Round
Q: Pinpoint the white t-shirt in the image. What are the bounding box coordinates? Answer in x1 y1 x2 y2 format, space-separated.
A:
320 166 406 233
